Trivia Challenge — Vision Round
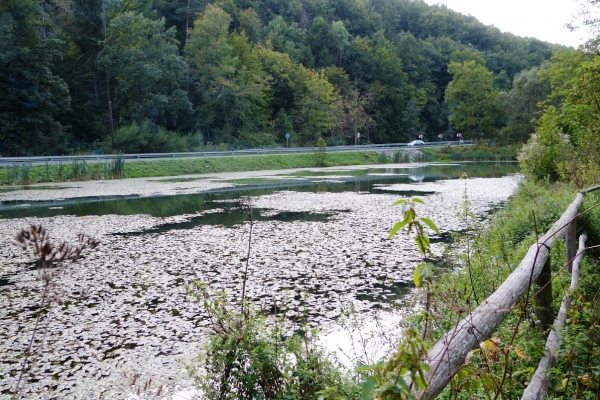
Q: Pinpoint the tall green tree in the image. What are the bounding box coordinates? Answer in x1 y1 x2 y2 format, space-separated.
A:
503 66 550 142
309 16 335 67
186 5 271 143
445 59 504 138
99 12 192 131
552 55 600 182
239 7 263 44
0 0 70 155
291 67 338 144
330 20 351 66
154 0 208 46
264 16 307 63
347 33 416 142
53 0 107 147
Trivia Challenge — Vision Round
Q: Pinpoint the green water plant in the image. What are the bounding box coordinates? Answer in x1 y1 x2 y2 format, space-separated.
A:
187 281 358 400
71 159 90 180
356 198 441 400
357 328 430 400
111 155 125 178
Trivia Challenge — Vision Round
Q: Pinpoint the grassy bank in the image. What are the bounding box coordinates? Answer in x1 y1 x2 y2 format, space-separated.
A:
421 142 520 162
429 180 600 398
124 151 381 178
0 144 518 186
0 151 382 185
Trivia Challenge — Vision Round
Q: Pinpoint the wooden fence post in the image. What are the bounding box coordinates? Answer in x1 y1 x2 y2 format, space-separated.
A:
534 256 554 333
566 220 576 273
521 234 587 400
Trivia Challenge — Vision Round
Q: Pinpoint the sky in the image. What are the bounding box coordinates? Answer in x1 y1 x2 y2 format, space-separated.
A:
421 0 591 48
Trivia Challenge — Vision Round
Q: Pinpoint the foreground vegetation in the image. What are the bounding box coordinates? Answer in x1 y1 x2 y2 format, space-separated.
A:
183 177 600 399
431 181 600 398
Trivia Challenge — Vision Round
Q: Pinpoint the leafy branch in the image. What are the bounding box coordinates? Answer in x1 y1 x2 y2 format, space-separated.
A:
387 198 440 288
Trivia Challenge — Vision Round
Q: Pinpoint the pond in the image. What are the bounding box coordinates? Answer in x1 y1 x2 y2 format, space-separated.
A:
0 162 519 398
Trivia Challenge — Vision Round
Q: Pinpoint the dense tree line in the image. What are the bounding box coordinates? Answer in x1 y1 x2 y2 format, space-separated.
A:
516 0 600 188
0 0 563 155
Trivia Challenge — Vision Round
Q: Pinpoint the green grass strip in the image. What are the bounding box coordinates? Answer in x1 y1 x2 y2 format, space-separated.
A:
0 144 518 185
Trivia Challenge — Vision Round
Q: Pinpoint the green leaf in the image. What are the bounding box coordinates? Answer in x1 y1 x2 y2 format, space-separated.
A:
356 365 375 373
420 217 440 234
414 266 422 287
414 234 430 256
412 197 425 204
360 376 377 400
414 263 435 287
391 199 407 206
387 219 409 239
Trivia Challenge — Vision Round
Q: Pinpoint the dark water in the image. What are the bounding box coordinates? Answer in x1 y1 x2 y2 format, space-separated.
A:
0 163 519 220
114 209 339 235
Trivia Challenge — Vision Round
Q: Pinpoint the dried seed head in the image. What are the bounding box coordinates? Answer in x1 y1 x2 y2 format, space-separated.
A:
14 224 100 264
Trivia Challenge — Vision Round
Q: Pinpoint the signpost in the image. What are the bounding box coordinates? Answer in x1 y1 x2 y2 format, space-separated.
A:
456 132 463 143
438 134 443 142
285 132 290 148
356 131 360 145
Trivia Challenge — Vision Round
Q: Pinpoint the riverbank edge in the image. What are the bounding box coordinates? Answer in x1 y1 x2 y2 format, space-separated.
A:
0 144 518 186
428 180 600 398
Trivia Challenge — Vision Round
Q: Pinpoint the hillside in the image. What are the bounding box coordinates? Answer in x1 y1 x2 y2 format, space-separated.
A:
0 0 562 155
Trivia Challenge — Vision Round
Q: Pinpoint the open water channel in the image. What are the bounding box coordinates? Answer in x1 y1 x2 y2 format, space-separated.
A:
0 162 519 398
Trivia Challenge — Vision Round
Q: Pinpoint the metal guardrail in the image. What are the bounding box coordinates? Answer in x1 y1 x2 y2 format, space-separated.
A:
0 141 472 166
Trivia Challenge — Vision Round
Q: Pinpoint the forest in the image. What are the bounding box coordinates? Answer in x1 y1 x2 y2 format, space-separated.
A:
1 0 564 156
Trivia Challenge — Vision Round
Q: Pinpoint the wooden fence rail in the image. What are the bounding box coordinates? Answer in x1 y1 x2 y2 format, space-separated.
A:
413 188 598 399
521 233 587 399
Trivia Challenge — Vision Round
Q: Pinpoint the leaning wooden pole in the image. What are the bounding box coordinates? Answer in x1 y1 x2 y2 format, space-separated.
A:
414 192 585 399
521 233 587 400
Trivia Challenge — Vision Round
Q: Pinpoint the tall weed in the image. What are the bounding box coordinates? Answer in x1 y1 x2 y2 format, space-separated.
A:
187 202 358 399
111 156 125 178
7 162 32 185
71 159 89 180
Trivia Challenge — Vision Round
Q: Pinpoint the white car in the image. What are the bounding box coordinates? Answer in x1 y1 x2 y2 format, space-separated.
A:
407 140 425 146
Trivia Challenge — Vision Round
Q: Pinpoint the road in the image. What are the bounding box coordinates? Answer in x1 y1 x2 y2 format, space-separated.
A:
0 141 471 166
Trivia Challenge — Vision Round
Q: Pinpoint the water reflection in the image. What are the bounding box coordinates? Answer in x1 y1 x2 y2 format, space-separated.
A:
0 163 519 219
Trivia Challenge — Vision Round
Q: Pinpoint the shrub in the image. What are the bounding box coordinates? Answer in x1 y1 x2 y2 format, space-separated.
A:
314 137 328 167
186 283 359 400
108 121 202 154
377 151 389 163
518 107 573 181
